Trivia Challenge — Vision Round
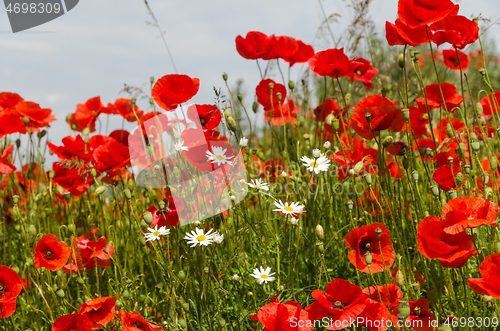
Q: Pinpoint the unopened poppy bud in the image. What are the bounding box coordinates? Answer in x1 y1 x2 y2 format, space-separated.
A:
382 136 393 147
395 270 405 287
482 174 490 185
95 186 106 195
490 157 498 170
485 187 493 199
288 81 295 90
364 252 372 265
452 281 459 293
316 242 324 253
454 172 464 186
430 185 439 197
67 224 75 232
413 51 420 60
402 108 410 121
315 224 324 241
143 211 153 225
446 123 454 138
412 170 419 182
381 87 388 99
332 118 340 131
475 102 483 117
364 112 371 124
419 146 426 156
363 173 372 185
447 190 457 200
345 93 352 105
82 127 90 137
394 180 400 194
471 139 480 152
447 156 454 165
237 94 243 102
123 189 132 200
56 289 65 298
303 134 310 140
402 157 409 170
398 54 405 68
252 101 258 114
222 73 228 81
226 116 237 133
90 168 97 178
347 200 354 210
276 92 282 102
325 113 334 125
64 191 71 201
425 148 434 157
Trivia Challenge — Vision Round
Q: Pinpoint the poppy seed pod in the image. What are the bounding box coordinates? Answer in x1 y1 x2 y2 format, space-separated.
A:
332 118 340 131
364 252 373 265
430 185 439 197
347 200 354 210
412 170 419 182
402 108 410 122
471 139 480 152
315 224 324 241
398 54 405 68
64 191 71 201
237 94 243 102
288 81 295 90
375 227 382 240
276 92 282 102
482 174 490 185
398 301 410 317
447 190 457 200
268 82 274 90
455 172 464 186
222 73 228 81
364 112 372 124
447 156 454 165
159 199 166 210
382 136 393 147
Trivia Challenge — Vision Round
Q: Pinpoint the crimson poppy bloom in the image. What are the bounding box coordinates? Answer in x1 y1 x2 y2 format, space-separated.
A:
0 112 26 138
92 139 131 171
431 15 479 49
356 300 392 331
235 31 272 60
78 296 116 329
417 216 477 268
406 299 437 331
264 98 300 126
251 297 314 331
64 236 114 274
385 141 409 156
351 95 405 140
0 92 23 109
385 19 428 47
111 99 144 122
441 197 498 234
407 105 430 139
308 48 360 82
283 40 315 67
48 135 88 161
363 284 403 311
146 198 181 228
432 161 461 192
109 130 130 147
0 145 16 175
152 74 200 111
34 234 71 271
443 49 469 70
306 279 369 330
468 253 500 298
52 313 92 331
416 82 463 112
119 310 162 331
345 223 396 273
353 58 379 90
256 79 287 111
474 124 495 141
52 162 93 197
15 101 55 132
479 92 500 117
0 265 23 318
67 102 101 133
397 0 459 28
333 135 378 181
257 157 289 179
261 35 299 60
187 104 222 131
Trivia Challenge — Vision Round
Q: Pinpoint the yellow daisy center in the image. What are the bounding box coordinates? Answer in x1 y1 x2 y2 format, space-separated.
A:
196 235 206 241
153 231 160 236
284 206 294 212
310 161 319 168
260 274 268 279
216 155 225 160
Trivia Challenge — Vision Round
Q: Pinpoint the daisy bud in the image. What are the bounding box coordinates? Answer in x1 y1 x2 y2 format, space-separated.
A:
475 102 483 117
276 93 282 102
402 108 410 122
347 200 354 210
290 217 299 225
398 54 405 68
398 301 410 317
95 186 106 195
222 73 228 81
312 148 321 158
364 112 371 124
412 170 419 182
395 270 405 287
447 190 457 200
455 172 464 186
252 101 258 114
364 252 372 265
143 211 153 225
430 185 439 197
315 224 324 241
323 141 331 149
232 274 240 281
382 136 393 147
194 220 201 226
237 94 243 102
375 227 382 240
214 233 224 244
226 116 237 134
239 137 248 148
288 81 295 90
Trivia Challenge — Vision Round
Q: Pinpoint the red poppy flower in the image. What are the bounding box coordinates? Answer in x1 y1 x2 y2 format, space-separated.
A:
479 92 500 117
235 31 272 60
0 112 26 138
283 40 315 67
0 145 16 174
119 310 162 331
397 0 459 28
468 253 500 298
67 103 101 133
257 157 289 179
78 296 116 329
264 98 300 126
363 284 403 312
416 82 463 112
443 49 469 70
146 197 181 228
0 265 23 318
92 139 131 171
353 58 379 90
64 236 114 274
34 234 71 271
333 136 378 181
261 35 299 60
385 141 409 156
432 162 461 192
111 99 144 122
308 48 360 82
356 300 392 331
256 79 287 111
109 130 130 147
345 222 395 273
407 105 430 139
306 279 369 330
314 99 344 121
152 74 200 111
385 159 403 179
441 197 498 234
0 92 23 109
385 19 428 47
15 101 55 131
48 135 88 161
251 297 314 331
417 216 477 268
187 104 222 131
52 162 92 197
52 313 92 331
406 299 437 331
431 15 479 49
351 95 405 140
474 124 495 141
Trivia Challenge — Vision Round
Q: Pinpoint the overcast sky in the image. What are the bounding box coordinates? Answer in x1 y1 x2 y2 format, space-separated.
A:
1 0 500 155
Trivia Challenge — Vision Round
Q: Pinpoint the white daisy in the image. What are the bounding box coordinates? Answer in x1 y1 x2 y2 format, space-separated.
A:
300 155 331 175
239 137 248 148
273 200 305 216
144 225 170 242
184 227 217 247
324 141 331 148
206 146 235 166
247 178 270 191
175 140 188 152
290 217 299 225
250 266 276 284
213 233 224 244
